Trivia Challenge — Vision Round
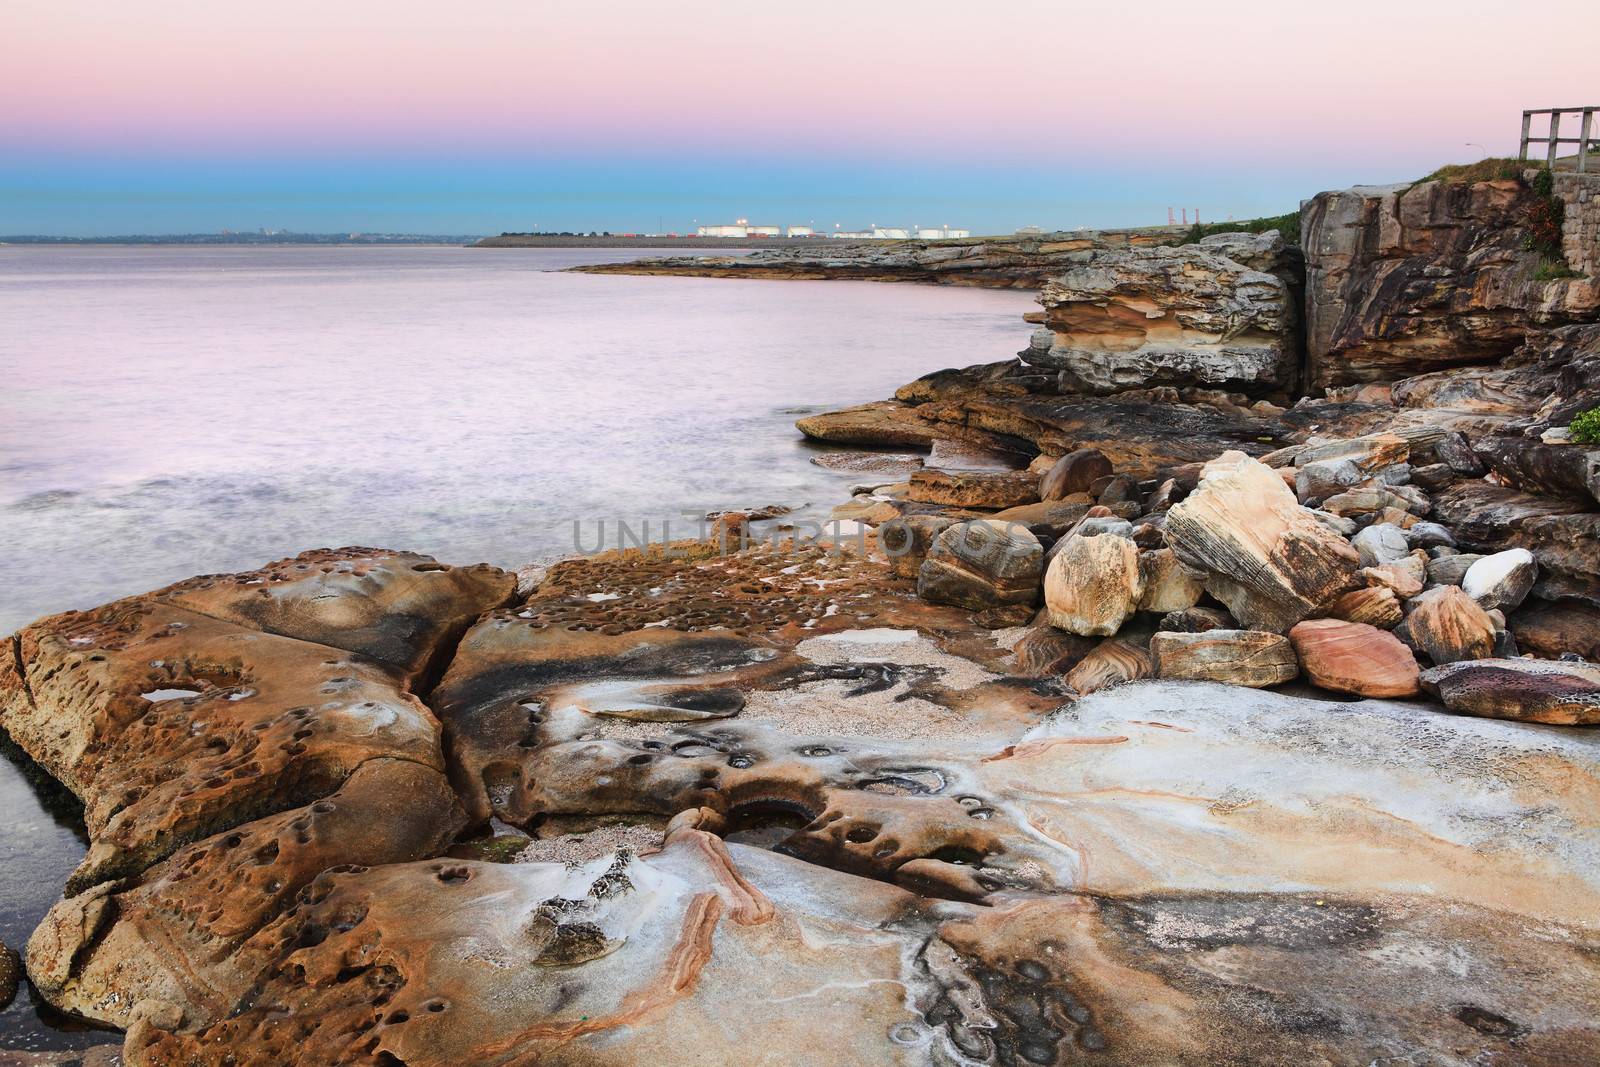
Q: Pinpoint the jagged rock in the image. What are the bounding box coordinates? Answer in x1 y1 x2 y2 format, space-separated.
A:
1150 630 1298 688
1510 600 1600 660
1043 533 1143 636
1301 176 1600 391
1039 448 1112 500
1321 586 1405 629
1353 523 1411 567
1433 482 1600 606
1023 231 1302 396
1157 606 1235 633
917 520 1044 611
1462 549 1539 612
1405 586 1498 665
1136 548 1204 613
1421 659 1600 725
1426 552 1482 587
908 468 1039 509
1010 624 1097 678
1063 638 1152 694
1165 451 1359 632
0 938 17 1011
1434 432 1488 475
1289 619 1420 698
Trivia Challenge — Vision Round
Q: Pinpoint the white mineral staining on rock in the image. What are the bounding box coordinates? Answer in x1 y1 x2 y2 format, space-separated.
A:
1461 548 1539 611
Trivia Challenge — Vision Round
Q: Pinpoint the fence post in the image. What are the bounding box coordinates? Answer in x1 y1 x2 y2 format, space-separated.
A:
1521 110 1532 162
1547 110 1562 169
1580 108 1594 175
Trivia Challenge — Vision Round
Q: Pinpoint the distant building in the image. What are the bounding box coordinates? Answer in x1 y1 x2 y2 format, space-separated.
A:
696 217 781 238
831 230 872 239
915 226 970 239
1015 226 1044 237
787 225 814 237
870 226 910 239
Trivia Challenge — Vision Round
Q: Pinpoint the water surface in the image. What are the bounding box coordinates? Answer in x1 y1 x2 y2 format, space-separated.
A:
1 245 1034 632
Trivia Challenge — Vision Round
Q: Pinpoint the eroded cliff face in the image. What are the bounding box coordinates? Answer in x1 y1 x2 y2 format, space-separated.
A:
1023 231 1303 397
1300 175 1600 392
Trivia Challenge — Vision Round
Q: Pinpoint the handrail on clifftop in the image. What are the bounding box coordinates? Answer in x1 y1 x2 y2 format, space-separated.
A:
1520 106 1599 173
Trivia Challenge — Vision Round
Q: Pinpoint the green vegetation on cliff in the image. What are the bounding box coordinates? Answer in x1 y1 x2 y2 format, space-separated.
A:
1178 211 1300 248
1416 157 1525 184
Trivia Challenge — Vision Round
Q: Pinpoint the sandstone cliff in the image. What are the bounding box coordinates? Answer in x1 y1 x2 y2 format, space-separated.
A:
1301 172 1600 392
1022 231 1303 397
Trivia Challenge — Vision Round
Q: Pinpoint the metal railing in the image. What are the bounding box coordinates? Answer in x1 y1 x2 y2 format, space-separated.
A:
1520 107 1597 173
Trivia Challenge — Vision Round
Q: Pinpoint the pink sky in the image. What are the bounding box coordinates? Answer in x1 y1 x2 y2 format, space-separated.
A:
4 0 1597 234
5 0 1595 163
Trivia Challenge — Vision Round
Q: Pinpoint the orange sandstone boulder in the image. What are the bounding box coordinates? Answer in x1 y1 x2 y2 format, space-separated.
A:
1289 619 1420 698
1405 586 1498 666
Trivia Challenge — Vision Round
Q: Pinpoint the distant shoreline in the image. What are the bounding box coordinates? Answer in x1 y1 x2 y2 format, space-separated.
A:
475 234 885 249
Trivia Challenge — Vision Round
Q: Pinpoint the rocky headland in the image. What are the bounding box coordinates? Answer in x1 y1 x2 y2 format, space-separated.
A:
570 226 1189 288
3 164 1600 1065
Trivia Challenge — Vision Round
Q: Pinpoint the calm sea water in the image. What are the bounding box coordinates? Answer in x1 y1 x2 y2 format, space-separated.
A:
0 244 1033 1047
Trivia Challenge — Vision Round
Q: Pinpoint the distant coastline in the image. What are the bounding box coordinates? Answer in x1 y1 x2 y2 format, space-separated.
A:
0 232 485 246
474 233 882 249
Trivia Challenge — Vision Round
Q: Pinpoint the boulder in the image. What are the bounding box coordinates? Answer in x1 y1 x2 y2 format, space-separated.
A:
1136 548 1205 613
908 468 1039 509
1063 638 1153 694
1405 522 1456 549
917 520 1044 611
1150 629 1299 688
1289 619 1420 698
1461 549 1538 612
1405 586 1498 665
1509 600 1600 661
1360 561 1424 600
1165 451 1360 632
1024 231 1302 397
1039 448 1112 500
1043 532 1143 636
1421 659 1600 725
1321 586 1404 629
1426 552 1482 588
880 514 959 580
1295 458 1365 504
1352 523 1411 567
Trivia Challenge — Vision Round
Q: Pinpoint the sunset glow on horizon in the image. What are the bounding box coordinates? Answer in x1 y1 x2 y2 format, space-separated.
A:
4 0 1597 234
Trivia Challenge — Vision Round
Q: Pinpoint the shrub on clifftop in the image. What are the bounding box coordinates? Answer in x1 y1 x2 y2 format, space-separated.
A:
1571 407 1600 445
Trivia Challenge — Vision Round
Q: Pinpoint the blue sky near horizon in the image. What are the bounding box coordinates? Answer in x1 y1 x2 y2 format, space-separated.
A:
3 0 1597 236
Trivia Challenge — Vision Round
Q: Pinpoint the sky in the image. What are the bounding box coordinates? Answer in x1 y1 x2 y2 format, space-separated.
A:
2 0 1596 236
